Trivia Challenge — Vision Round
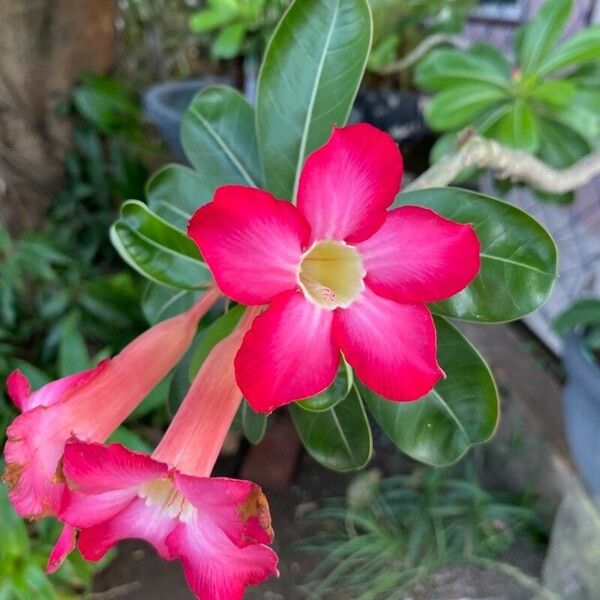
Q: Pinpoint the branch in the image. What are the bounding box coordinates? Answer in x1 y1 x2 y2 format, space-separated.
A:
405 129 600 194
377 33 470 75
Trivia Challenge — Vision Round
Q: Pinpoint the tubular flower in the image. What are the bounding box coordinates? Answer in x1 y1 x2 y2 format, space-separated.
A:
59 308 278 600
188 123 481 413
2 288 219 522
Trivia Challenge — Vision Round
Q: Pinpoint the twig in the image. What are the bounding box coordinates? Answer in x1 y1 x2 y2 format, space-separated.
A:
405 129 600 193
377 33 470 75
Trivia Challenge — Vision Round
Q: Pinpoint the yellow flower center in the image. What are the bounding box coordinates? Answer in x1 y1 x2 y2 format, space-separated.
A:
138 478 194 522
298 240 365 310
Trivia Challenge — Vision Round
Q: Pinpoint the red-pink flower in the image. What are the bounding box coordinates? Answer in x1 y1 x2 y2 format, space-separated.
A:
58 307 278 599
188 123 481 413
2 288 219 521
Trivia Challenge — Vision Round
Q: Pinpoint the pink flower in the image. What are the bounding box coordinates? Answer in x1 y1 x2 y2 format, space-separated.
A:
59 307 278 599
188 123 481 413
3 288 219 521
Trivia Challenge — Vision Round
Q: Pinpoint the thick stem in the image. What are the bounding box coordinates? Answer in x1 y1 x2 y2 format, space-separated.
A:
405 129 600 194
152 306 261 478
377 33 469 75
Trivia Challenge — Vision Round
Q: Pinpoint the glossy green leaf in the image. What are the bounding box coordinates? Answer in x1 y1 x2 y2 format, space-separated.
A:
107 426 153 453
256 0 372 199
291 390 372 471
362 316 499 466
415 48 509 92
189 4 238 32
189 306 244 378
536 117 591 168
424 84 507 131
297 360 353 412
181 86 261 189
518 0 571 74
58 312 90 376
554 88 600 147
141 283 201 325
529 79 575 108
553 299 600 335
146 164 210 230
213 22 247 58
242 401 268 444
537 24 600 77
395 188 558 322
111 200 211 290
493 101 539 152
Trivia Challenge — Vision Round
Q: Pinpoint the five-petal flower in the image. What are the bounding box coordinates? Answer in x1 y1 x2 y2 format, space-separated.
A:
188 124 481 413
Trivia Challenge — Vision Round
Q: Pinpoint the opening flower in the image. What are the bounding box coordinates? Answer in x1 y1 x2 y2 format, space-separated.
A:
58 307 278 599
188 123 481 413
3 288 219 521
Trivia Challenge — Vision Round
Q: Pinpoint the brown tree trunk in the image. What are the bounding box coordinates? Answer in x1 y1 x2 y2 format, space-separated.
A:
0 0 116 235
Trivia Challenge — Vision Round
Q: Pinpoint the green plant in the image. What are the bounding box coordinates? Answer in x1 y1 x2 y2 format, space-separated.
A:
189 0 290 59
415 0 600 201
0 478 107 598
368 0 473 79
554 298 600 358
298 465 548 599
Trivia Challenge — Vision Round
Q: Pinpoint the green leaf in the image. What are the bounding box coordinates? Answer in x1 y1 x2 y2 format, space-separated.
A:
213 22 247 58
107 427 153 453
493 101 539 152
536 117 591 168
189 5 238 32
242 400 268 444
256 0 372 200
395 188 558 322
415 48 509 92
141 283 201 325
146 164 210 230
553 299 600 335
517 0 572 74
58 312 90 376
290 390 372 471
529 79 575 108
189 306 245 378
297 360 353 412
129 374 172 419
424 84 508 131
111 200 211 290
362 316 499 467
537 24 600 77
181 86 261 189
554 88 600 147
0 485 30 558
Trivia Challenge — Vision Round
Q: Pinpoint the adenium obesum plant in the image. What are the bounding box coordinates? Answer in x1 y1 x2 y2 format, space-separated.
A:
56 307 278 599
188 123 481 413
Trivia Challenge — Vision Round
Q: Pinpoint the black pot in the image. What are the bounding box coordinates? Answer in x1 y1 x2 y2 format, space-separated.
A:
350 88 433 175
143 76 234 161
562 334 600 494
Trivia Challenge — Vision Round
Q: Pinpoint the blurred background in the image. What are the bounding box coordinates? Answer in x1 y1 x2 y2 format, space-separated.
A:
1 1 599 598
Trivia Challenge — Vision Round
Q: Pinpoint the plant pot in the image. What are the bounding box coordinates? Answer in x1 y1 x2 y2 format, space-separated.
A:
350 88 433 175
562 334 600 495
143 76 234 161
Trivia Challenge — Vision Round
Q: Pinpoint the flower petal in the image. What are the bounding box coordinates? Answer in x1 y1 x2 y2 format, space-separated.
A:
46 524 77 574
7 362 108 413
3 407 67 518
357 206 481 304
174 473 273 547
77 496 177 561
235 291 339 413
333 288 443 402
297 124 403 244
167 514 278 600
188 186 310 304
60 486 139 529
62 441 168 494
